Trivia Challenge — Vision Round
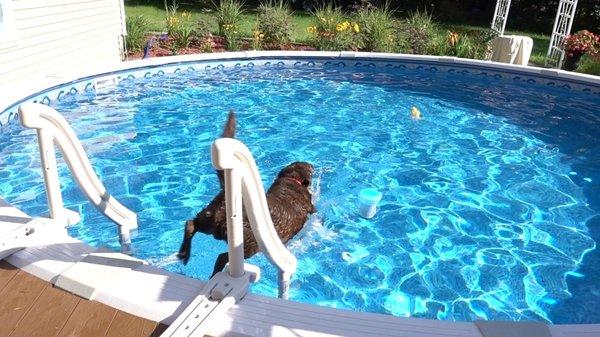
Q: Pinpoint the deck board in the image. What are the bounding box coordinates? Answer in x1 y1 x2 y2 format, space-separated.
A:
56 298 117 337
0 260 19 293
105 311 157 337
0 261 166 337
0 270 48 337
150 324 169 337
10 283 80 337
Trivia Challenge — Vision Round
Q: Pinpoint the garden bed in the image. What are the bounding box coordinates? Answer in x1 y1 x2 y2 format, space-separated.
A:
126 35 315 60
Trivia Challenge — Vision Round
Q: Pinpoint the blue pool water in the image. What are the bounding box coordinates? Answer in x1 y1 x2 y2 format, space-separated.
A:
1 59 599 323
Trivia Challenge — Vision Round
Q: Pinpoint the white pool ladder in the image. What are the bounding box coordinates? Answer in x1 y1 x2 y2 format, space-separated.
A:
161 138 297 337
18 103 138 254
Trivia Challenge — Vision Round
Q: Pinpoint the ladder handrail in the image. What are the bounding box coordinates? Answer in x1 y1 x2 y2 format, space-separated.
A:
212 138 297 298
18 103 137 253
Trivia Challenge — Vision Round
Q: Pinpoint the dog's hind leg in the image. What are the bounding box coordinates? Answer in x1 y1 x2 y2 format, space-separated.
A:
211 242 258 277
211 252 229 277
177 220 196 264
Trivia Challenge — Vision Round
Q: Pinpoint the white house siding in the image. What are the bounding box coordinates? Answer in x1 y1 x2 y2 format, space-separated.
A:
0 0 125 85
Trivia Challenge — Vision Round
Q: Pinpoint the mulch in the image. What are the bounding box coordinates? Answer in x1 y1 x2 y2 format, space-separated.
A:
126 34 315 60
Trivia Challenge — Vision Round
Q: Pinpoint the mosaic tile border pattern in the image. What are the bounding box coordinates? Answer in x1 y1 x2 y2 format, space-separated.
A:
1 57 599 129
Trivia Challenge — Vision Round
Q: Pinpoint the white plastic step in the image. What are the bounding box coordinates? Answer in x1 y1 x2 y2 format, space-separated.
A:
54 248 146 300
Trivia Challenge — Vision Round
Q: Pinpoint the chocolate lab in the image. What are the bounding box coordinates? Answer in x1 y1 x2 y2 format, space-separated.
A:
178 110 316 276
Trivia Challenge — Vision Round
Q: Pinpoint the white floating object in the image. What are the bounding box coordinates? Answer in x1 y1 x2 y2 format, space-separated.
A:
358 188 383 219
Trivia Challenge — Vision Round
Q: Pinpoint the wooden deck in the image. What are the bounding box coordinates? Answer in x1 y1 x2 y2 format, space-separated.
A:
0 260 168 337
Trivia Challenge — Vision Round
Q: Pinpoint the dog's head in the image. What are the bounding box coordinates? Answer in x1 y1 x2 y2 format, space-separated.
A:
277 161 314 188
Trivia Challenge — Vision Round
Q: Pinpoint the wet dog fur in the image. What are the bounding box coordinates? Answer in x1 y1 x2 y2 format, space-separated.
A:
177 111 316 276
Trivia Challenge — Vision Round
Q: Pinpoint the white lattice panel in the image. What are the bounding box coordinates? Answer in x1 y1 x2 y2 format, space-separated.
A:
491 0 512 36
546 0 579 68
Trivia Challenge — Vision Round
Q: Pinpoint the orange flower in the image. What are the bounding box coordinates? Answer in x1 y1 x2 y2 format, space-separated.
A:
447 32 459 47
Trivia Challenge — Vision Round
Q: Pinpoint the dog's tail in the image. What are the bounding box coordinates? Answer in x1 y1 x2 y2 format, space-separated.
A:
221 109 236 138
217 110 236 188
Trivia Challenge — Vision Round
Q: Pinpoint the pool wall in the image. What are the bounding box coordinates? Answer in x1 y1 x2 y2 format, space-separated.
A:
2 51 599 129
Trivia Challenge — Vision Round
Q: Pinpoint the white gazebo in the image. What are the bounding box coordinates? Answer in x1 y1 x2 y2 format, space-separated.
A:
490 0 579 68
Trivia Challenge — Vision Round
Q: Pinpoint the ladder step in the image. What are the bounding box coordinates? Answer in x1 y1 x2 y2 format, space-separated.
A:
161 266 257 337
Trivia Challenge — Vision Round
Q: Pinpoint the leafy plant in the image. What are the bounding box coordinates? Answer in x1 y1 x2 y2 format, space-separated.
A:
165 9 195 49
427 30 488 59
404 9 438 37
564 30 600 57
222 23 241 50
256 0 294 49
197 18 214 53
427 33 449 56
353 2 395 52
125 15 150 52
214 0 244 36
576 54 600 75
252 26 265 50
308 3 360 51
470 28 498 60
395 10 438 54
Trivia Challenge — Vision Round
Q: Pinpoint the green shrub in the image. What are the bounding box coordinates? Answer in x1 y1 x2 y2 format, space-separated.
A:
427 31 488 59
256 0 294 49
166 9 195 49
222 24 241 50
252 25 264 50
427 33 449 56
395 10 438 54
453 34 481 58
577 54 600 75
353 2 395 52
404 9 438 37
308 4 360 51
214 0 244 36
125 15 150 52
197 18 214 53
468 28 498 60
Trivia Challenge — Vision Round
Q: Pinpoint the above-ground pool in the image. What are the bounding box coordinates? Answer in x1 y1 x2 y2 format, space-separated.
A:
1 56 599 324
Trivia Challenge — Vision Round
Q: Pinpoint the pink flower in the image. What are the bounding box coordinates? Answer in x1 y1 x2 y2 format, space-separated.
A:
564 30 599 56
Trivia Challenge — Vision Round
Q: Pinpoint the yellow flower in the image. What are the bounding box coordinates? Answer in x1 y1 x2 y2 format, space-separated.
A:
307 26 316 34
336 24 344 32
353 23 360 33
167 16 179 25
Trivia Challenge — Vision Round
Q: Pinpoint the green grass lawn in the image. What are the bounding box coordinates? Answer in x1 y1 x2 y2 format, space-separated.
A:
125 4 599 75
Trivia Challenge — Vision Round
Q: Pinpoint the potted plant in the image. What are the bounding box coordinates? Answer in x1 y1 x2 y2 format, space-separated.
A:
562 30 599 71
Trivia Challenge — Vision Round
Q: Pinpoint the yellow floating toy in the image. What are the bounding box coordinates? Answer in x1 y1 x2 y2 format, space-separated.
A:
411 106 422 120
